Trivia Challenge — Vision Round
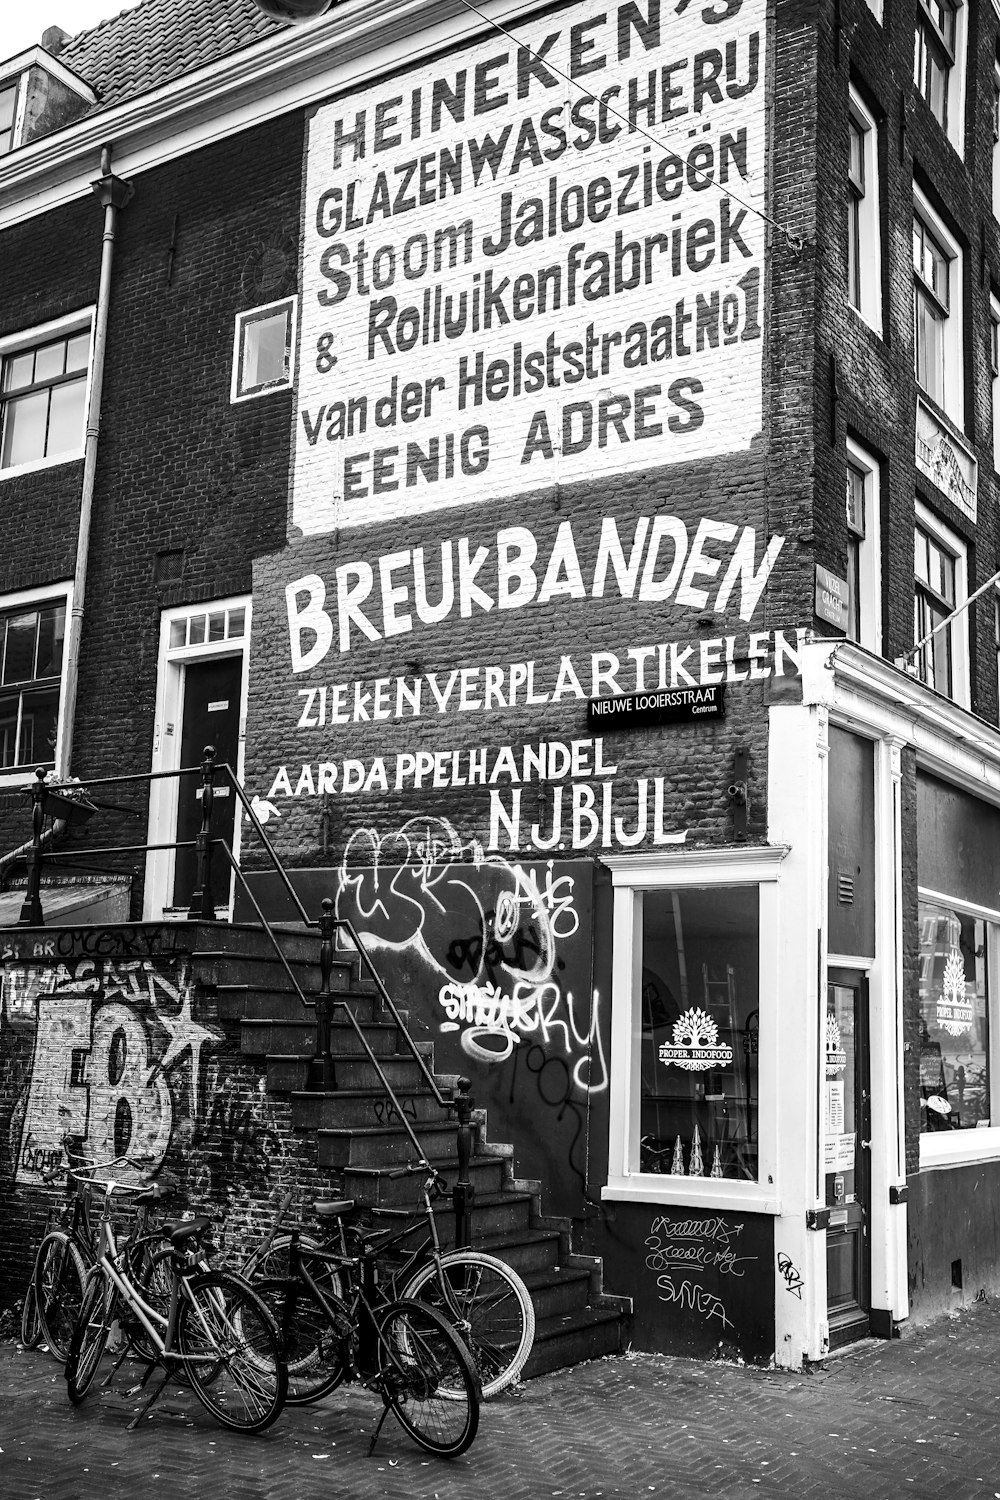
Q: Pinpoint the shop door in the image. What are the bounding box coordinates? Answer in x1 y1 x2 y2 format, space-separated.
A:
171 656 242 909
825 970 872 1348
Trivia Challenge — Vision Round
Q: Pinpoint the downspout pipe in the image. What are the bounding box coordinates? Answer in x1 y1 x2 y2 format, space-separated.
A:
58 144 133 778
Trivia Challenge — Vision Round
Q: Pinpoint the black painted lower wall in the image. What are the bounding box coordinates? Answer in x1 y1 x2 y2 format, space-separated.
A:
908 1160 1000 1323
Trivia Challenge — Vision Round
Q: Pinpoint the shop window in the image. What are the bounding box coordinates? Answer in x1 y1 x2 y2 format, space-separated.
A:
231 298 296 402
918 900 991 1132
913 0 966 149
913 197 964 425
638 886 759 1182
604 850 782 1211
0 589 68 776
845 437 882 653
847 89 882 334
913 502 968 705
0 315 91 475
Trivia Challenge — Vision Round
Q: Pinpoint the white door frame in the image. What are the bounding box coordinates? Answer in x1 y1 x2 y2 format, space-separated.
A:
144 595 251 920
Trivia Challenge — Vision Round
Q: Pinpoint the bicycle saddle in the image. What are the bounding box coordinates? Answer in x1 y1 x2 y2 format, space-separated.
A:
313 1199 355 1219
164 1216 213 1246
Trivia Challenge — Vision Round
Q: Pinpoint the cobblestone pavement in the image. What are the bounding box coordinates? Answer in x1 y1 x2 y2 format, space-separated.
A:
2 1299 1000 1500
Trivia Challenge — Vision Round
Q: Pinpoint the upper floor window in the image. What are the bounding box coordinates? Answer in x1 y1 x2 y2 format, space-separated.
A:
913 0 966 150
913 195 963 426
847 89 882 333
913 501 968 705
0 81 17 154
0 591 67 775
0 314 92 476
231 298 297 403
845 436 882 653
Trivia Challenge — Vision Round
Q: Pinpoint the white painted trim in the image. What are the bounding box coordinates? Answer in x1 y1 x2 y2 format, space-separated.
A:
847 88 883 337
914 498 970 710
920 1126 1000 1167
144 594 251 921
602 855 783 1216
845 435 883 656
913 184 965 429
827 952 874 972
230 295 298 404
0 307 95 481
0 0 562 232
0 47 98 104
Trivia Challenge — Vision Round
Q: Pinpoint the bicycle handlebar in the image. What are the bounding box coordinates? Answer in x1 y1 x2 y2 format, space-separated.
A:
385 1160 448 1196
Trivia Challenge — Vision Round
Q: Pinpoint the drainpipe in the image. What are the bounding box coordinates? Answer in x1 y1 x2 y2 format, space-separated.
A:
58 144 133 778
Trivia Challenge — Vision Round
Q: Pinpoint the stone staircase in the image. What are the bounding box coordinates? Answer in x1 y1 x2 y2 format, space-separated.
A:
192 921 629 1379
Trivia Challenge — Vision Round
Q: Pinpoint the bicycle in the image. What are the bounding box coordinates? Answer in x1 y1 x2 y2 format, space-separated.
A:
243 1162 534 1398
64 1168 287 1434
254 1200 481 1457
26 1138 166 1361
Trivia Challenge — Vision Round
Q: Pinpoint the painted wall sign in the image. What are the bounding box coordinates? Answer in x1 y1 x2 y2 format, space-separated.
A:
293 0 768 534
587 682 724 729
814 564 848 632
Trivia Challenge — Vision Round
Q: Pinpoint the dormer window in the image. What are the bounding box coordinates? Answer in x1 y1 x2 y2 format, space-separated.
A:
0 46 95 158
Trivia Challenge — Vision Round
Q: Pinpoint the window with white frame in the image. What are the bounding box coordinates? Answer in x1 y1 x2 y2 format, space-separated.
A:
913 501 968 705
845 437 882 653
0 80 17 155
603 850 781 1211
0 587 69 776
991 292 1000 470
913 0 967 149
231 298 296 402
0 314 92 475
847 89 882 333
913 194 964 425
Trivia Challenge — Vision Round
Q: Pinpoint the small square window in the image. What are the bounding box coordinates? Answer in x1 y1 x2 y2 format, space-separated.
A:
232 299 297 403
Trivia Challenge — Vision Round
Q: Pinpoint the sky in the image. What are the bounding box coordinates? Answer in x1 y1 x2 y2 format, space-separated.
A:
1 1 143 59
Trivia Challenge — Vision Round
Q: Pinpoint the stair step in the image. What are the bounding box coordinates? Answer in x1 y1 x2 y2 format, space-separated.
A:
218 984 389 1024
291 1088 452 1130
523 1304 626 1378
241 1017 404 1057
520 1264 596 1321
190 922 324 964
316 1121 469 1169
344 1156 505 1207
265 1052 433 1093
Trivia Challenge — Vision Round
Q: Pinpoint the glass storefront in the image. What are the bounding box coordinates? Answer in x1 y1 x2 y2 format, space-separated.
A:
637 885 759 1182
918 900 989 1131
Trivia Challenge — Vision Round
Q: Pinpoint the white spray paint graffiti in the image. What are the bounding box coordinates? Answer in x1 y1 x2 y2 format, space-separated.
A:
644 1214 758 1332
335 816 606 1093
3 957 223 1184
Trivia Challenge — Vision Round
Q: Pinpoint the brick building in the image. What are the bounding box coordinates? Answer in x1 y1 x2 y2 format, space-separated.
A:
1 0 999 1369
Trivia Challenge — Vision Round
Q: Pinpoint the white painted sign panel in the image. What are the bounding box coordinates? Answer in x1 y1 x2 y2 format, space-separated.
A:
294 0 767 535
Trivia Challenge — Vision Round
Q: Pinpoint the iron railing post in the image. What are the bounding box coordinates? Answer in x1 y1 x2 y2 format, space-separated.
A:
453 1076 475 1249
17 768 47 926
306 896 337 1091
187 745 217 921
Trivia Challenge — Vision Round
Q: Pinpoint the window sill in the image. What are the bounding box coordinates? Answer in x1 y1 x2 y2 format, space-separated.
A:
919 1125 1000 1170
602 1175 781 1214
230 380 294 405
0 450 84 482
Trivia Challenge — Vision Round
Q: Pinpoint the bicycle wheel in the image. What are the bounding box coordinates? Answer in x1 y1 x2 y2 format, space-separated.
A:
35 1231 87 1361
401 1251 535 1398
129 1246 172 1366
21 1277 42 1349
254 1277 350 1405
377 1298 480 1458
177 1270 287 1433
65 1273 116 1403
242 1233 343 1298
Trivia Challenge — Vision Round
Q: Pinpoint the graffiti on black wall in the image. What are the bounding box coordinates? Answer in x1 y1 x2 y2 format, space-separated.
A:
336 816 606 1094
1 956 224 1184
644 1212 758 1332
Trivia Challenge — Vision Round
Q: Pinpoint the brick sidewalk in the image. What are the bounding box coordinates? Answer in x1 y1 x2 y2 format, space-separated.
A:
2 1300 1000 1499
